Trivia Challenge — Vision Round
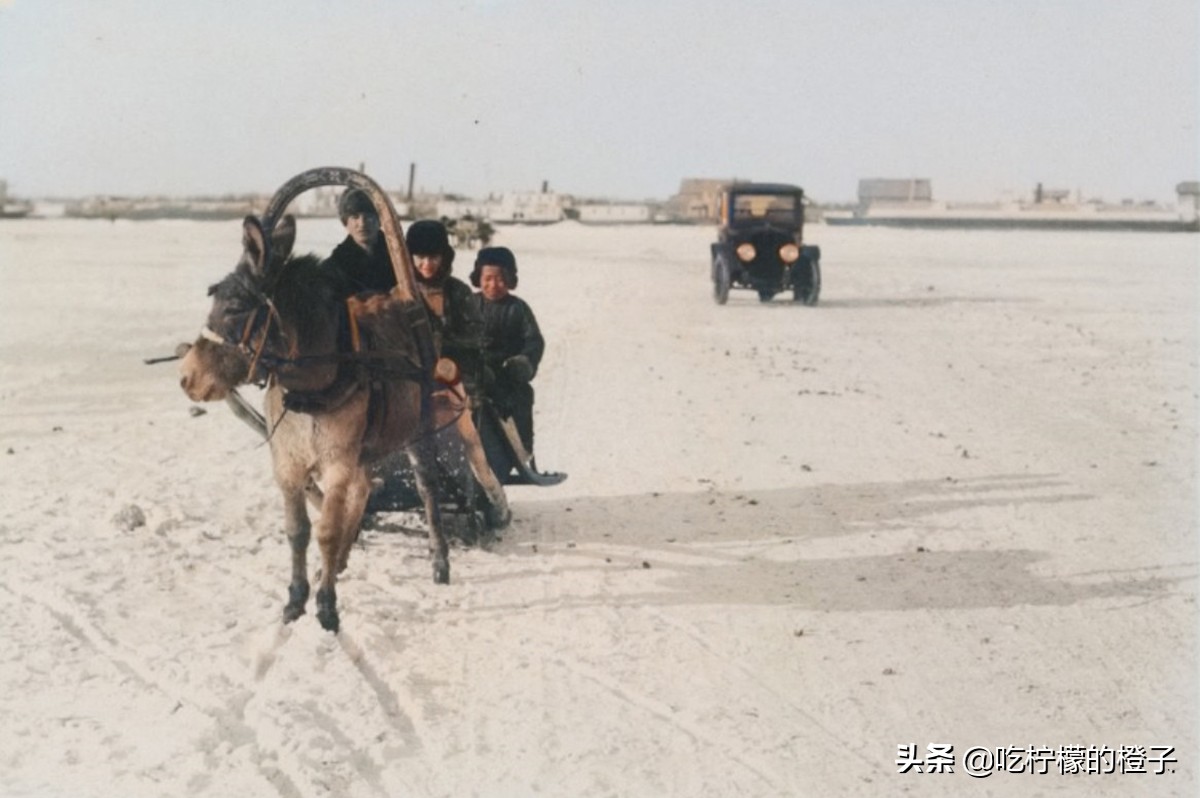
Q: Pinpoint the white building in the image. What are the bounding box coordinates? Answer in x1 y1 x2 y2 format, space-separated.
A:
489 191 565 224
291 185 410 218
577 203 652 224
435 199 492 220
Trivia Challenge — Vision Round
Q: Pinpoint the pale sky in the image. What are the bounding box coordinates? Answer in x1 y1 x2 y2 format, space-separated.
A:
1 0 1196 203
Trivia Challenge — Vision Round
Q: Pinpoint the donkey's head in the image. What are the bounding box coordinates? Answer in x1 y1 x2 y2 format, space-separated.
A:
179 215 296 402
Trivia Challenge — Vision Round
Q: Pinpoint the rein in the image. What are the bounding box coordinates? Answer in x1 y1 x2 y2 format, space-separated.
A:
203 297 429 384
243 302 276 382
259 377 469 449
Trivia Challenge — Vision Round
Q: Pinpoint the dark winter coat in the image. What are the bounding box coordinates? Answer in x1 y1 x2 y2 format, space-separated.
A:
469 292 544 450
322 233 396 297
471 294 544 374
415 275 484 398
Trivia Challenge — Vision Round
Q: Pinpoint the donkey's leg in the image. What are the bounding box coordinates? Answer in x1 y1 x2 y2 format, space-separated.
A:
406 438 450 584
303 476 325 513
456 409 511 530
311 463 368 633
274 470 314 619
334 467 370 576
280 485 311 623
267 387 314 623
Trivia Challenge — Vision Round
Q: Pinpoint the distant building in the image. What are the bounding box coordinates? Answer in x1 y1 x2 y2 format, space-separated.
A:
1033 183 1071 204
0 179 33 218
489 190 565 224
827 178 1199 231
290 186 340 217
857 178 933 203
661 178 740 223
435 188 568 225
1177 182 1200 221
435 198 492 220
576 203 652 224
290 185 410 219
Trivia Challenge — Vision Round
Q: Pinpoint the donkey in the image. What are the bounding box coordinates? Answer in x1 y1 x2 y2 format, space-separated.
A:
180 213 473 632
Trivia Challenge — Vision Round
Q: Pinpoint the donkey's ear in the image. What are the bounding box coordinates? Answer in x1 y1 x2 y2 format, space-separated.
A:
272 214 296 263
242 216 267 274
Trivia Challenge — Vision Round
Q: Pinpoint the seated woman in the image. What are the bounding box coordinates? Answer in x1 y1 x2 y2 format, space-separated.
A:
468 247 545 464
405 219 484 400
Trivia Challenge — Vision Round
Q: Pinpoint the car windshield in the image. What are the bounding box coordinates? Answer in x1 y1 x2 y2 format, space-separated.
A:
730 193 799 225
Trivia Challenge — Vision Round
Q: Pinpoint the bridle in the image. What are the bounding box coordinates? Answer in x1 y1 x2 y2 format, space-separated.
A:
201 296 282 387
201 291 467 444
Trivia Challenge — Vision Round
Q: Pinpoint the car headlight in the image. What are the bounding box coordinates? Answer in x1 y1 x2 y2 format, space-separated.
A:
735 243 756 262
779 243 800 264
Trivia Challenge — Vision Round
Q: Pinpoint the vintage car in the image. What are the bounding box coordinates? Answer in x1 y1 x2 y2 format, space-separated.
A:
711 182 821 305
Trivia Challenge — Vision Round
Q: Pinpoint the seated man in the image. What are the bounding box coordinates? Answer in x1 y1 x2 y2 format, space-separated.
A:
468 246 545 462
322 188 396 297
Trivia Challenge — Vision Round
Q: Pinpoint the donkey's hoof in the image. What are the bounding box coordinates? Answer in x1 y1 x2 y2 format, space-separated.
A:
433 560 450 585
315 586 338 633
486 505 512 530
283 582 309 623
316 606 340 633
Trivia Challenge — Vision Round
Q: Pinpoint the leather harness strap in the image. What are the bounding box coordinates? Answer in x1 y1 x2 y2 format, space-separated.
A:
241 304 276 384
346 298 363 353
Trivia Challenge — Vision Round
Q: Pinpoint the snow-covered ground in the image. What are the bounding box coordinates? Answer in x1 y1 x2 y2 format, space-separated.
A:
0 217 1195 796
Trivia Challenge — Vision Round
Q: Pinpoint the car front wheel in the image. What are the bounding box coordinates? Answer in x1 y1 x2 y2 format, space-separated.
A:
792 256 821 306
713 255 731 305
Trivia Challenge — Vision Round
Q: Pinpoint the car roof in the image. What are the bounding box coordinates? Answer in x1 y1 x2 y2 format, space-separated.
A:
727 182 804 195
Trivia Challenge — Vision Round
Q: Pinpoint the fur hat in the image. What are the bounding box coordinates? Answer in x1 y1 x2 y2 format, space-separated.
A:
337 188 376 222
405 220 455 280
471 246 518 289
405 220 451 255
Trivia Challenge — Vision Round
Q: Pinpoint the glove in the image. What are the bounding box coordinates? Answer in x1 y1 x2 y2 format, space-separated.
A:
433 357 460 386
503 355 533 383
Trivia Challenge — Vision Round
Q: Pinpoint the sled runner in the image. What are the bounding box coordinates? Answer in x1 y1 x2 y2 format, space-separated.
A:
476 402 567 487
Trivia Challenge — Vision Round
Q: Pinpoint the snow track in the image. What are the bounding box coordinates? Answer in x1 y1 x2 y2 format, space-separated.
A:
0 220 1194 796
